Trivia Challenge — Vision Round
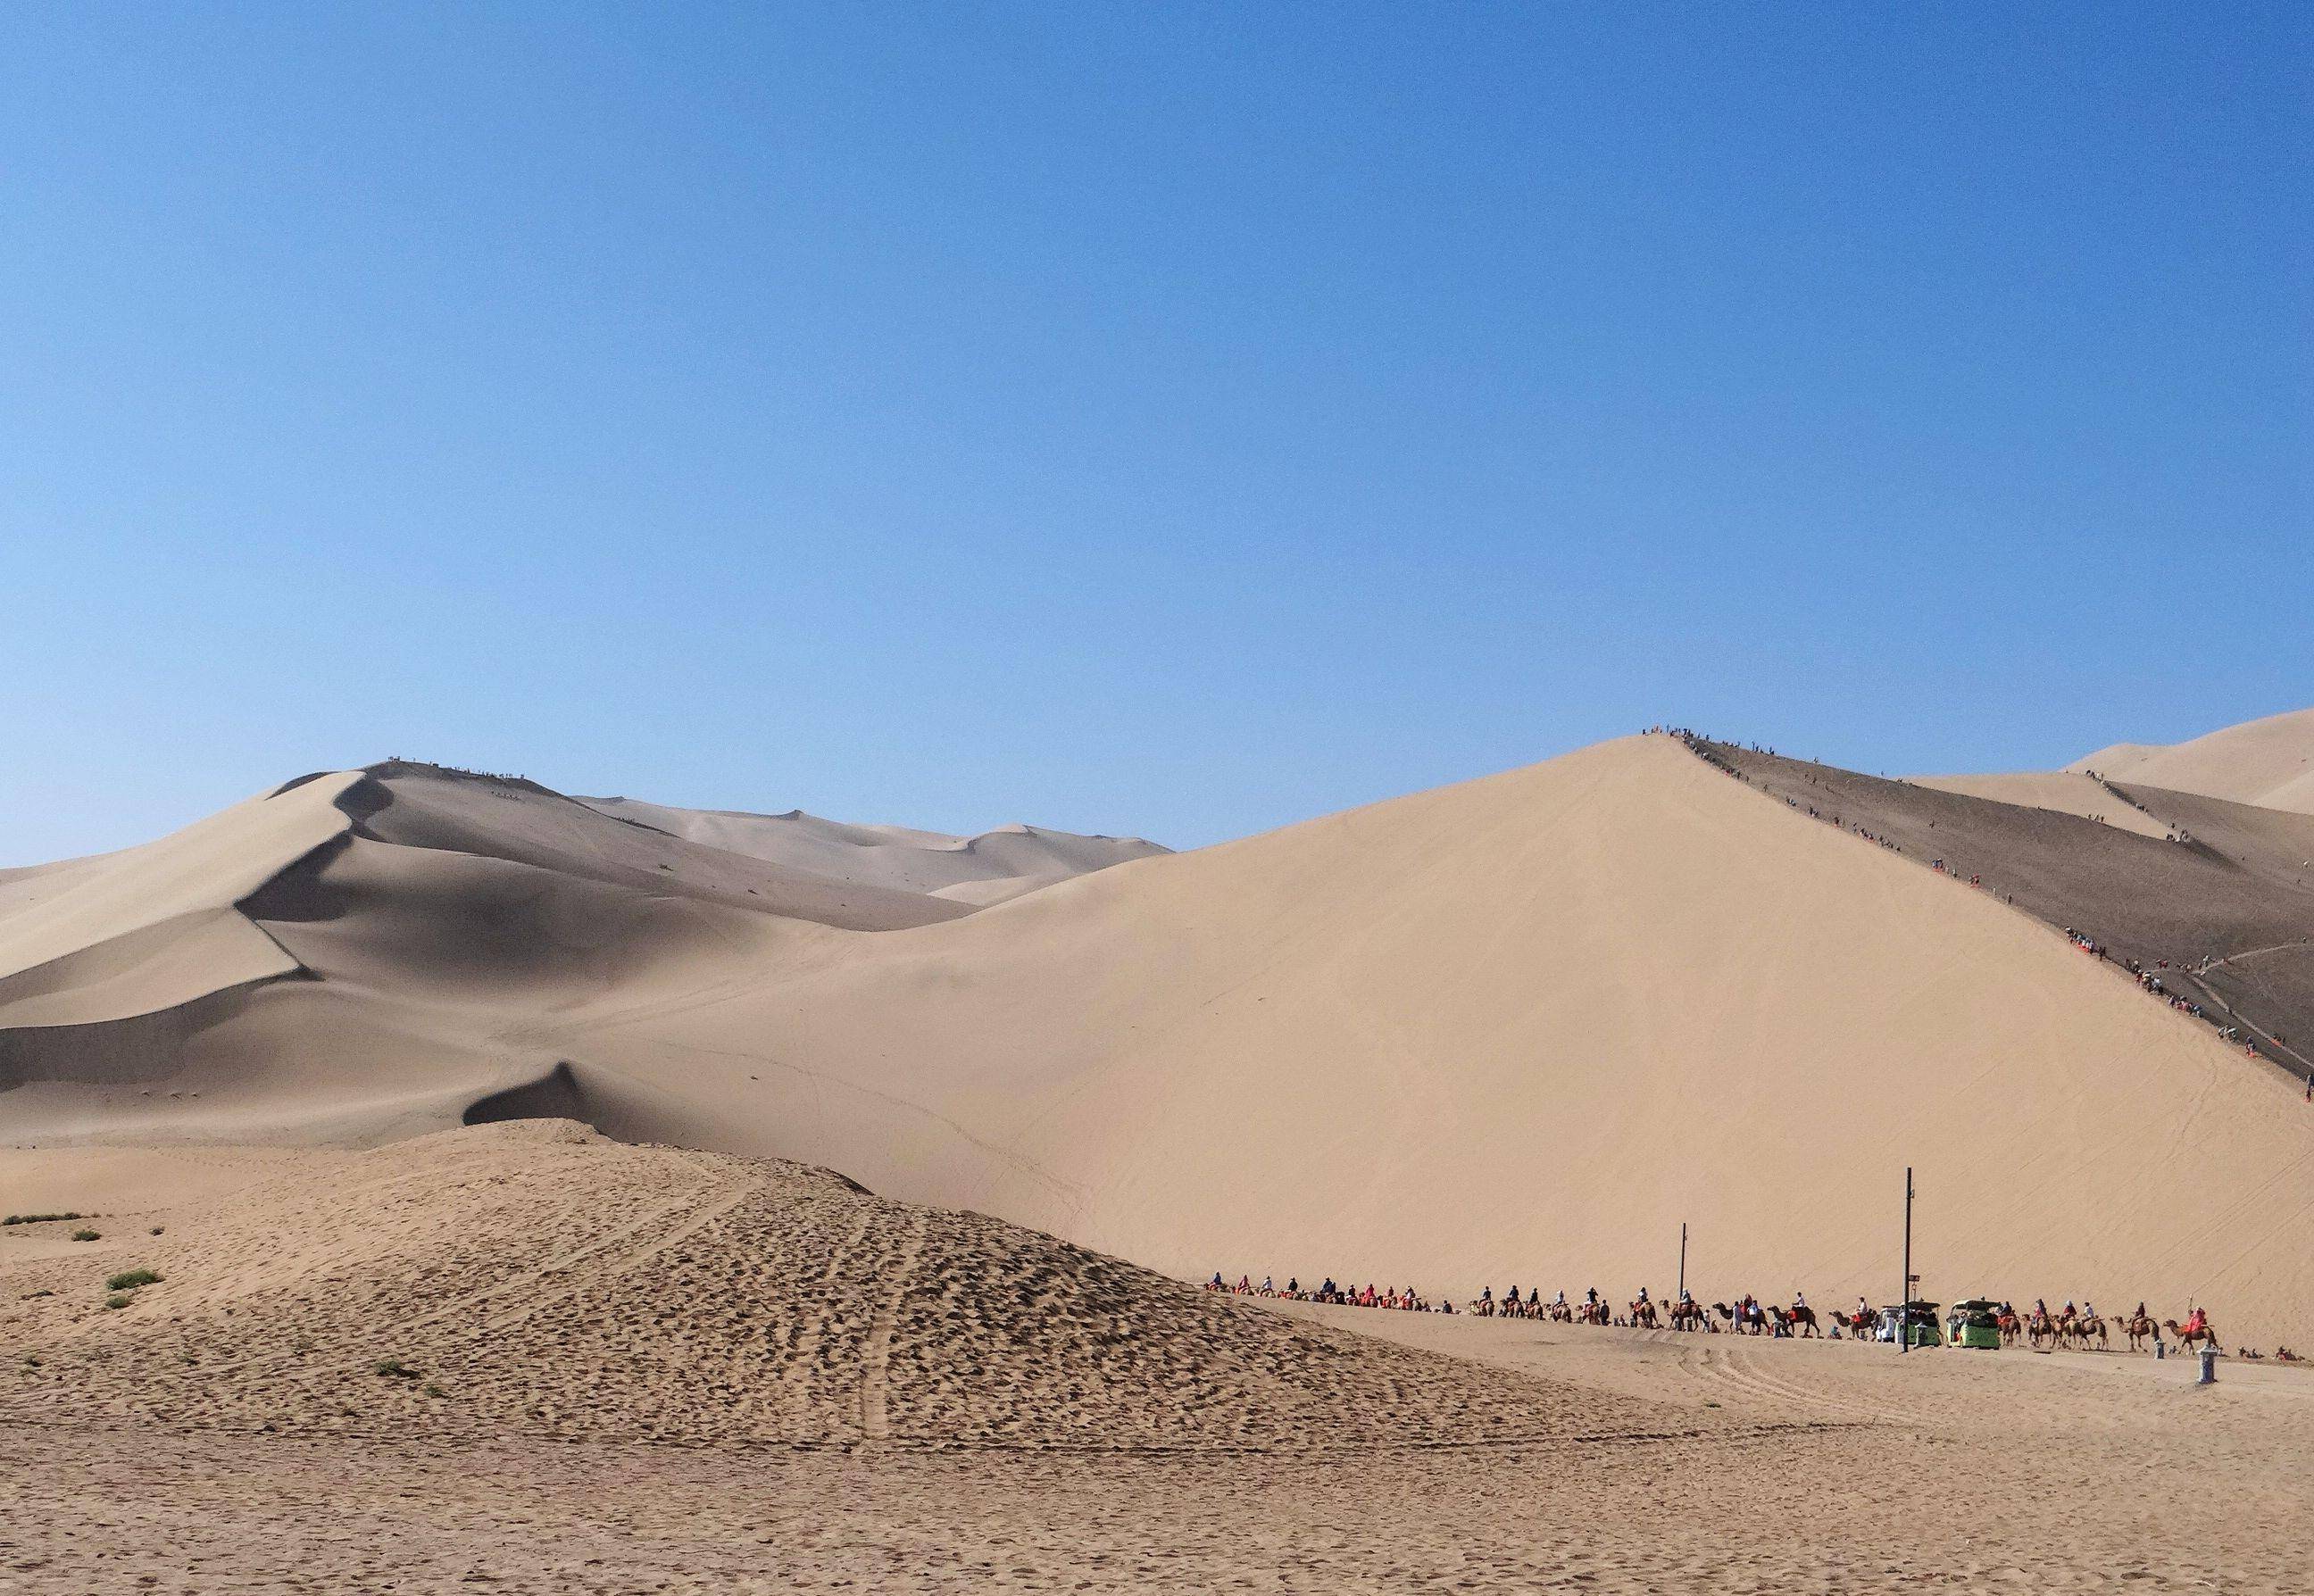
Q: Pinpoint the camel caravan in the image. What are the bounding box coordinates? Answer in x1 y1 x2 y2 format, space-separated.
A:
1203 1275 2274 1359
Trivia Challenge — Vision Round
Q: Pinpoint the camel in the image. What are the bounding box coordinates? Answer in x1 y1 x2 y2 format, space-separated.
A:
1629 1299 1660 1329
2027 1311 2060 1350
2119 1311 2156 1351
1996 1308 2022 1347
2163 1318 2218 1352
1785 1303 1819 1338
1668 1298 1709 1333
1547 1300 1573 1324
2070 1313 2108 1351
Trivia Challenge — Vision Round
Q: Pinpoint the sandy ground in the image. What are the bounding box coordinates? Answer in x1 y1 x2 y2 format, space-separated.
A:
4 1311 2307 1592
4 1126 2310 1592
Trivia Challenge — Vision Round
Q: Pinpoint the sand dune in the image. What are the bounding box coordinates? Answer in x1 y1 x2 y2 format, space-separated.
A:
579 795 1167 906
8 730 2314 1351
1911 770 2172 837
0 1119 1640 1451
2069 707 2314 815
0 773 359 1030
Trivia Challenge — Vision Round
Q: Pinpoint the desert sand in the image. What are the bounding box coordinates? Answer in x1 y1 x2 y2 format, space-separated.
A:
577 795 1168 906
1911 769 2173 837
8 729 2314 1351
2070 706 2314 815
5 1119 2310 1593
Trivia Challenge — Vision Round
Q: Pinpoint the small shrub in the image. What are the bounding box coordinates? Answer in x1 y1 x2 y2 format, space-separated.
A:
71 1229 100 1243
106 1269 162 1292
20 1290 54 1301
372 1357 419 1379
422 1382 446 1398
149 1226 165 1236
104 1294 131 1310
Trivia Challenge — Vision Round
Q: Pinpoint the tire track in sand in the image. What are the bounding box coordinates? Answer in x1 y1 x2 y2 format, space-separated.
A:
858 1210 930 1442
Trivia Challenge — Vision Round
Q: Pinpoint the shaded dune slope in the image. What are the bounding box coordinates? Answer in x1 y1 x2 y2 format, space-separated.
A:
1910 771 2171 839
0 1121 1664 1451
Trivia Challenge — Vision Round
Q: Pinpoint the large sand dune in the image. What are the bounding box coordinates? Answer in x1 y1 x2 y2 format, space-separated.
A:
2069 707 2314 815
8 731 2312 1346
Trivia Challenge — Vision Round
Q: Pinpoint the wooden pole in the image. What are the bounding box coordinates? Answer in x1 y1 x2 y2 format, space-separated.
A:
1677 1221 1687 1304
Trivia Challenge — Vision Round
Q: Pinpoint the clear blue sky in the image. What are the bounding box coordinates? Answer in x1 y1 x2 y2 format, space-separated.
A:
4 3 2307 863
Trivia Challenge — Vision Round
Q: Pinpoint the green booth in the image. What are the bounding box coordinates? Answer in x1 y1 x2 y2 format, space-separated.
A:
1902 1301 1943 1348
1950 1298 2003 1350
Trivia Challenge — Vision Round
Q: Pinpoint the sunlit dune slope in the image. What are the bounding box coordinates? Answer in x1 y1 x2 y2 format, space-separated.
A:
0 1120 1653 1451
2069 708 2314 816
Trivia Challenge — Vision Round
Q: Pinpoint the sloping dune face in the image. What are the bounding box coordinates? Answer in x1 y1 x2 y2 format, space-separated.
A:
1910 772 2172 838
547 737 2314 1343
8 739 2314 1346
2068 709 2314 816
579 796 1169 906
0 774 359 1034
0 1120 1645 1451
1707 743 2314 1085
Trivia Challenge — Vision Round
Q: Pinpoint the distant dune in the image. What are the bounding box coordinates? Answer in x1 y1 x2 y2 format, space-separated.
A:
8 727 2313 1346
2068 708 2314 815
578 795 1167 907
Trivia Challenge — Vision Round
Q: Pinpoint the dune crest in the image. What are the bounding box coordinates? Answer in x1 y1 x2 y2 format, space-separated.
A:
2066 708 2314 815
578 795 1168 906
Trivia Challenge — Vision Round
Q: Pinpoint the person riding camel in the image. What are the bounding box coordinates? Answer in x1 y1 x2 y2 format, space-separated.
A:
1586 1286 1599 1307
1210 1272 1225 1290
1794 1290 1805 1309
2185 1305 2207 1337
1555 1289 1567 1306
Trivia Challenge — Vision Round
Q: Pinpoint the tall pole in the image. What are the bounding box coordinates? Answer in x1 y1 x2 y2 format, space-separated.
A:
1677 1222 1687 1302
1900 1166 1914 1355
